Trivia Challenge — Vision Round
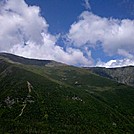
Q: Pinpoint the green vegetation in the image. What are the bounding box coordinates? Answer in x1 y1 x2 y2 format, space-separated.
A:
0 53 134 133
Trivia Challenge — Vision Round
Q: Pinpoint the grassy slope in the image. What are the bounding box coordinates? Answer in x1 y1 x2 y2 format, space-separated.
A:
0 56 134 133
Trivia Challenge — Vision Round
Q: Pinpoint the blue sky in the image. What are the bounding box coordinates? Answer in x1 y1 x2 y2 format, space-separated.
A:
25 0 134 33
0 0 134 67
25 0 88 34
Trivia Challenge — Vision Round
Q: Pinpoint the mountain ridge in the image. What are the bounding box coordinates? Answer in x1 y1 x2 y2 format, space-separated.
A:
0 52 66 67
85 66 134 87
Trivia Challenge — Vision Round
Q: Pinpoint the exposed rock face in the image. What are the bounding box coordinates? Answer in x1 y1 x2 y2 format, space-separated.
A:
86 66 134 86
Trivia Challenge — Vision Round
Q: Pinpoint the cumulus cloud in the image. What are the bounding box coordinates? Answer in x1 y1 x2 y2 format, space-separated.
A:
96 59 134 68
117 49 133 59
0 0 93 66
0 0 48 50
67 11 134 67
1 0 133 68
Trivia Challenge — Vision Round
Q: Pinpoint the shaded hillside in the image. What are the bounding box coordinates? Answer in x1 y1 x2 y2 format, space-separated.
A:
0 53 65 66
0 53 134 133
86 66 134 87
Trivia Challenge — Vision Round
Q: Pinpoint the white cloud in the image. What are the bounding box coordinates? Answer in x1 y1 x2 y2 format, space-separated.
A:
117 49 133 59
67 11 134 56
0 0 48 50
96 59 134 68
1 0 133 68
0 0 93 66
10 40 93 67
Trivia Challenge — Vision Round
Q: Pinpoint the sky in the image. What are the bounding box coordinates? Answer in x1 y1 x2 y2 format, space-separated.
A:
0 0 134 68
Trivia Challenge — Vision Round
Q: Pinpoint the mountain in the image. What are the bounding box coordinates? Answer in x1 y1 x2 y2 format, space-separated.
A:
0 53 134 133
86 66 134 87
0 53 65 66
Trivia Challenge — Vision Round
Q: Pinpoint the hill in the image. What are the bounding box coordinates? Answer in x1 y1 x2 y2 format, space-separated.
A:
86 66 134 87
0 53 134 133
